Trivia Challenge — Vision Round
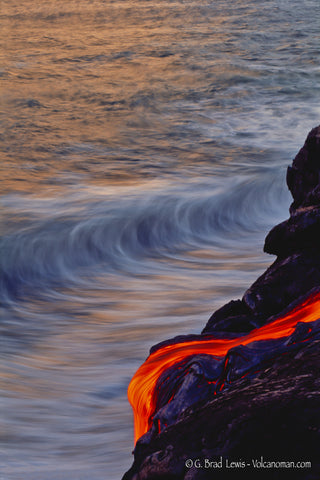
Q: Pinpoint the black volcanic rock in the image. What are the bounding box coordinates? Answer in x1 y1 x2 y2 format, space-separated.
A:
287 125 320 213
203 125 320 334
123 127 320 480
264 206 320 256
242 250 320 317
124 336 320 480
241 126 320 321
202 299 256 334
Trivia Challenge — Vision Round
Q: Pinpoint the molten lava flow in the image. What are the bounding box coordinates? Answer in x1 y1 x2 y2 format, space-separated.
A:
128 291 320 443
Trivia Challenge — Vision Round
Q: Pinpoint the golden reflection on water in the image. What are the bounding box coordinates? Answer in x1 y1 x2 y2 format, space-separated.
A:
2 0 315 478
1 0 245 193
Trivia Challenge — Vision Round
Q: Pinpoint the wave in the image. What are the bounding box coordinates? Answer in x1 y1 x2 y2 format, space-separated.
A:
0 171 290 302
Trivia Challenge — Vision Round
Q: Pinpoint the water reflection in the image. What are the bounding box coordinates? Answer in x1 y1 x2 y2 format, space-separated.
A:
1 0 318 478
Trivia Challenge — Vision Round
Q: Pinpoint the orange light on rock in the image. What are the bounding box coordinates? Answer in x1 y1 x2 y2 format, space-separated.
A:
128 290 320 443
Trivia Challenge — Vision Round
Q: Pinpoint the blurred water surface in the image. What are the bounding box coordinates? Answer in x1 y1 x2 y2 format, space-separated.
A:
1 0 319 478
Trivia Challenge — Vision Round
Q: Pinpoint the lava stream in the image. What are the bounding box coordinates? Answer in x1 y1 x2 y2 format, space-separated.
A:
128 291 320 443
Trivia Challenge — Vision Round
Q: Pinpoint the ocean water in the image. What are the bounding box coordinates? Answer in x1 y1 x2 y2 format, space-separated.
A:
1 0 319 478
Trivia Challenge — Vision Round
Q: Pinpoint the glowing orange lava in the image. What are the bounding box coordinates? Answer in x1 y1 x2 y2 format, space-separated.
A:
128 291 320 443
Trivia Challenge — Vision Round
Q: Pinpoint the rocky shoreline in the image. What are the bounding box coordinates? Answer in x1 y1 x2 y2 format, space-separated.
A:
123 126 320 480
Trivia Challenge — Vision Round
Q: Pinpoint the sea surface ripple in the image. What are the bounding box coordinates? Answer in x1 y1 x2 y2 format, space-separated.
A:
1 0 319 478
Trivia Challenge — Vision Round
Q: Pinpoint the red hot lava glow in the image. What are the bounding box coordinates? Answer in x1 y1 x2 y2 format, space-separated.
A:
128 291 320 443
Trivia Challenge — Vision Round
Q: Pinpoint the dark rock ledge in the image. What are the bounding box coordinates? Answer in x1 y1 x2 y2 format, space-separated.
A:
123 126 320 480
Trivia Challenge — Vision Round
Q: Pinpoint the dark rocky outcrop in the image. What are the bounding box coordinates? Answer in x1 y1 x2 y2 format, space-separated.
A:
124 341 320 480
202 299 257 334
242 250 320 318
264 206 320 257
123 126 320 480
124 337 320 480
203 125 320 335
287 126 320 213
